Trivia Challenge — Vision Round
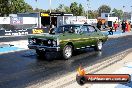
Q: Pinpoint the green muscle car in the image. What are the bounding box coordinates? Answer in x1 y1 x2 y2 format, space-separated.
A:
28 24 108 60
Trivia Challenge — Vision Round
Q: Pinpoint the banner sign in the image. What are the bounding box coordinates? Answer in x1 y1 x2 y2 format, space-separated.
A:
40 13 49 17
32 28 44 34
40 12 73 17
10 17 23 25
50 13 63 16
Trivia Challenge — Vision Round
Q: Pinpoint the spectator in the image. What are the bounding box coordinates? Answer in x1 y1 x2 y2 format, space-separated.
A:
97 20 102 30
69 27 75 33
128 22 131 32
84 21 88 24
121 20 126 33
113 21 118 32
108 27 113 35
49 24 55 34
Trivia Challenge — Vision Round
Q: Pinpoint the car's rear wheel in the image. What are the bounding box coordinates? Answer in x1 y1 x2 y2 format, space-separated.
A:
63 45 73 60
94 40 103 51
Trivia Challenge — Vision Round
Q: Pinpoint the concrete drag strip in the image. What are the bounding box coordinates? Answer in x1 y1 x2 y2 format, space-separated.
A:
26 49 132 88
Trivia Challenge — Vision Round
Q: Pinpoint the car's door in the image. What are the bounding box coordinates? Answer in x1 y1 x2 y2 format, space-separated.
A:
66 25 84 49
71 25 86 49
79 25 92 47
87 26 98 46
59 25 83 49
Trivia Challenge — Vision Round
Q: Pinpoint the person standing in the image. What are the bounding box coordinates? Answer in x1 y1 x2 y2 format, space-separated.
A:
128 22 131 32
121 21 126 33
125 21 129 32
49 24 55 34
113 21 118 32
97 20 102 30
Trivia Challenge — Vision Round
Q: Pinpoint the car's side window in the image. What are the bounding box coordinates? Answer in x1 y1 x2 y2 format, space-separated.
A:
74 26 81 34
68 26 75 33
56 26 63 33
81 26 89 33
56 26 70 33
64 26 70 32
88 26 96 33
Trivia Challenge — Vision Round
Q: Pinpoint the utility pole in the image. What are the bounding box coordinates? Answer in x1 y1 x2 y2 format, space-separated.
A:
35 0 40 28
49 0 52 28
87 0 89 19
49 0 51 14
131 6 132 23
123 6 125 20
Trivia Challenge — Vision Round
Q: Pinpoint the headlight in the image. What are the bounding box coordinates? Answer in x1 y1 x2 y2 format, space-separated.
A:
48 40 51 44
53 40 57 46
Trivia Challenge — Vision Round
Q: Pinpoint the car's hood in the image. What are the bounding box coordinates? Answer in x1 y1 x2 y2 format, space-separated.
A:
28 33 79 40
28 33 60 39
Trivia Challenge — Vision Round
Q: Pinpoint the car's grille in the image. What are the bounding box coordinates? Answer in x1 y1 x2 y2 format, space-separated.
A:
35 39 42 44
33 38 53 47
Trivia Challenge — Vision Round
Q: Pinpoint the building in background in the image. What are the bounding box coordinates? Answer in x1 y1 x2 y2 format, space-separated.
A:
101 13 118 27
101 13 118 22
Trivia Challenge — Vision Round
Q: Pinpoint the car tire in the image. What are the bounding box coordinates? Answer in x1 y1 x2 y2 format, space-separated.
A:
36 49 45 59
63 45 73 60
94 40 103 51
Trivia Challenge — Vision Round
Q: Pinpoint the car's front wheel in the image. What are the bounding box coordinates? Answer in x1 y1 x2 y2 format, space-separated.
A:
94 40 103 51
63 45 73 60
36 49 45 59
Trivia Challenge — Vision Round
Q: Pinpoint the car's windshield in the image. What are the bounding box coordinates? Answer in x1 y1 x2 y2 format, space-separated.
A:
55 25 80 33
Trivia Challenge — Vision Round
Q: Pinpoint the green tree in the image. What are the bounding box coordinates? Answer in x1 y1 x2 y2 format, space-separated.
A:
78 4 84 16
88 10 95 19
98 5 111 16
64 6 71 13
70 2 79 16
34 8 47 12
70 2 84 16
55 4 64 12
0 0 10 16
0 0 33 16
92 10 99 18
55 4 71 13
24 3 33 12
84 10 98 19
112 8 123 19
10 0 33 13
58 4 64 12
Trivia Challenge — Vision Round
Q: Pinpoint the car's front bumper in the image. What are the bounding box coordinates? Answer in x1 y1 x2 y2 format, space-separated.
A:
28 45 61 52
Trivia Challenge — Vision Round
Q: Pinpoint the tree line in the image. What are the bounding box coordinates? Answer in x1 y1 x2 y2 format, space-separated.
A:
0 0 130 19
0 0 33 16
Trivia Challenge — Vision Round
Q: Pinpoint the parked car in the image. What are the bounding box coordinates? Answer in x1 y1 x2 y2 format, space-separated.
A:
28 24 108 60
